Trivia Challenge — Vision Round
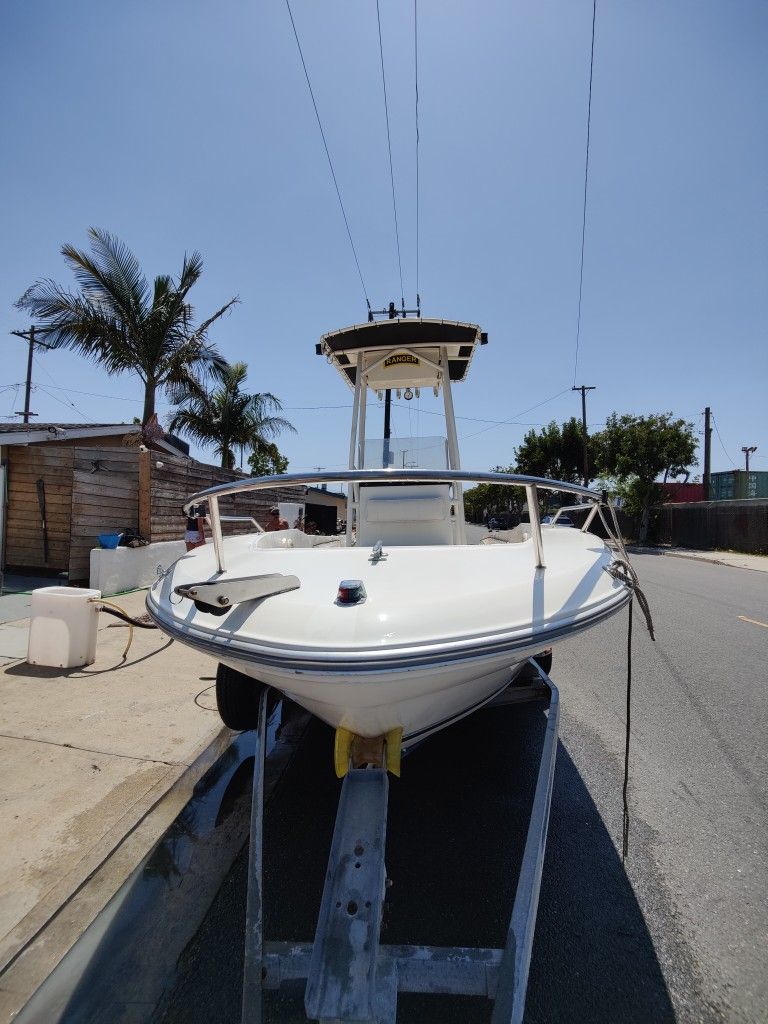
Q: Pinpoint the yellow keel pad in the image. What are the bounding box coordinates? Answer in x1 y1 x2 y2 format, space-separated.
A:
333 726 403 778
385 727 403 778
334 728 355 779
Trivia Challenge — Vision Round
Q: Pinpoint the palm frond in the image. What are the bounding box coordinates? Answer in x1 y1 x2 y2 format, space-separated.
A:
17 229 241 424
59 230 148 328
15 280 135 373
187 296 239 343
177 251 204 297
87 227 149 312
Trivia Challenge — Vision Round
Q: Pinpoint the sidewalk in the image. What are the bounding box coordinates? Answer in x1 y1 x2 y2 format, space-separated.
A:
630 545 768 573
0 589 228 1018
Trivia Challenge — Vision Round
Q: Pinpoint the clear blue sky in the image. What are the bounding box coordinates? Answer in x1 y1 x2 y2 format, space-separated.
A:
1 0 766 476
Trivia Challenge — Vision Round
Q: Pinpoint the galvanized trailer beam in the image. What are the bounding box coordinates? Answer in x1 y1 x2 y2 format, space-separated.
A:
304 769 391 1023
241 667 559 1024
491 669 560 1023
263 941 502 996
241 688 269 1024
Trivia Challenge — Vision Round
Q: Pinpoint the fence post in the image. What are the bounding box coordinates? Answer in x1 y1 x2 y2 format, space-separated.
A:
138 449 152 542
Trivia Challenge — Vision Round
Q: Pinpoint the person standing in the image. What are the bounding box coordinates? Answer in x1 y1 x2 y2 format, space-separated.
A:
265 506 289 532
184 504 207 551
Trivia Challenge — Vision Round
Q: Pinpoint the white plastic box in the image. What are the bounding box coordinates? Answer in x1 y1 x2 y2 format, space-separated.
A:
27 586 102 668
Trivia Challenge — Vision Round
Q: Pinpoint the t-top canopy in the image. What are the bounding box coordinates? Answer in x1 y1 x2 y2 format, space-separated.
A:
316 318 487 391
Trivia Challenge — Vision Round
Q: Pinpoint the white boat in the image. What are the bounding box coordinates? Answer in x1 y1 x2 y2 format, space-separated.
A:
147 318 632 748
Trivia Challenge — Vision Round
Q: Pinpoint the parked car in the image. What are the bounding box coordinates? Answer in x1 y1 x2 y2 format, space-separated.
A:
542 514 575 527
487 513 512 530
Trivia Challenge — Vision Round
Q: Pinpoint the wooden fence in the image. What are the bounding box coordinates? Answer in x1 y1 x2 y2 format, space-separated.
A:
4 444 307 581
5 445 74 574
4 444 140 580
659 499 768 555
70 449 139 579
140 451 307 544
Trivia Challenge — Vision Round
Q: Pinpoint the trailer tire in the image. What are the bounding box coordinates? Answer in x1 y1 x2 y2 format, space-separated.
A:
215 664 266 731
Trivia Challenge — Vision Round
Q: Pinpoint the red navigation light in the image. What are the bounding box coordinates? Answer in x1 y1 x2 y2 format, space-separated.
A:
337 579 366 605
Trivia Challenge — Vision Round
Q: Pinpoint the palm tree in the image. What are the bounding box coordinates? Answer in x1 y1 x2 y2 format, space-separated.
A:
16 228 236 425
169 362 295 469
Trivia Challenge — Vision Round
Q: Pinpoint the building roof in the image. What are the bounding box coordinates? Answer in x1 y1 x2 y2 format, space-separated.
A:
306 485 346 500
0 423 138 446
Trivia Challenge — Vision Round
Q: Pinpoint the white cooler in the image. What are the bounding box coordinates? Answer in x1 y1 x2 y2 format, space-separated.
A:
27 586 102 668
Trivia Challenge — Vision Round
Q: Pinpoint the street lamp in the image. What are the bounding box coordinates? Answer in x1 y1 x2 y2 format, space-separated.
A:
741 446 757 473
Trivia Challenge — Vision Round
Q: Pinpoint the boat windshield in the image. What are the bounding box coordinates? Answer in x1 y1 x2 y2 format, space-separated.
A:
364 435 449 470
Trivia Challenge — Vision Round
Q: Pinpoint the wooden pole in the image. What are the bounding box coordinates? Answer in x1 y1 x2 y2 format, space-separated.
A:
703 407 711 500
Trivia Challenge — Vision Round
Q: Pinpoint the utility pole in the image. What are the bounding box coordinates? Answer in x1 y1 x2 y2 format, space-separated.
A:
10 325 52 423
741 446 757 473
572 385 596 487
703 407 712 500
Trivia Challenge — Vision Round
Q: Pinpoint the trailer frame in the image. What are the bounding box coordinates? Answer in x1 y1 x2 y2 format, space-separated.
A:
241 661 559 1024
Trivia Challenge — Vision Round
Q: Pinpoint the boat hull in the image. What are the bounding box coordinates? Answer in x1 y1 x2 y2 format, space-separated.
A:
147 527 631 741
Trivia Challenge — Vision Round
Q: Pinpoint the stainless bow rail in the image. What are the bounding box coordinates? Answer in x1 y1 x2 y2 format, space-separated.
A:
182 468 607 575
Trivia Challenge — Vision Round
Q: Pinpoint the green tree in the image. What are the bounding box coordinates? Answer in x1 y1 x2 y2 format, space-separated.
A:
248 442 289 476
514 418 590 484
16 228 236 424
170 361 295 469
462 470 524 523
593 412 698 542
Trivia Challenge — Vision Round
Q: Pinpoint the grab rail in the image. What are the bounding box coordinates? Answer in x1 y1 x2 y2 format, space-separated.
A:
547 503 600 531
182 469 606 575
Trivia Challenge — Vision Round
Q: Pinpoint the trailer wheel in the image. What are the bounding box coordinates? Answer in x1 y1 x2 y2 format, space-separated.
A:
215 664 265 731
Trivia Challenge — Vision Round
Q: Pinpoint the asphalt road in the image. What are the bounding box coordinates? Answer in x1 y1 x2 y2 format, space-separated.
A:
155 551 767 1024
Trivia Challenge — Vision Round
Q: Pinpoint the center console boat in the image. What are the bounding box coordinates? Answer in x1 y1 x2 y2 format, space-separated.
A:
147 317 632 748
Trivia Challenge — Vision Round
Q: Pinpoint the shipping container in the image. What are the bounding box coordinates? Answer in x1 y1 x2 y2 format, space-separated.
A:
710 470 768 501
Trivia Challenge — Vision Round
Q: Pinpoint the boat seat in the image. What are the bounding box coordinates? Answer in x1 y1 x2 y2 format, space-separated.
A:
357 484 455 546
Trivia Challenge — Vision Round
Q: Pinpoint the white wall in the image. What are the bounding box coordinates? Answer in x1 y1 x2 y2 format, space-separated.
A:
90 541 186 597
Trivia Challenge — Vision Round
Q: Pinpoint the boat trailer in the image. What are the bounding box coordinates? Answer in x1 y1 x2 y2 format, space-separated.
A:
241 663 560 1024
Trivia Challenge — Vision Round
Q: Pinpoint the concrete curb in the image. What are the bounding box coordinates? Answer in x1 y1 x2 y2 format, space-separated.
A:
0 723 232 1023
628 546 768 573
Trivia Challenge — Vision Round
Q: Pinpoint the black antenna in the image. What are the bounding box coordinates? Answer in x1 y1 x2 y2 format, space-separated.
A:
368 300 421 321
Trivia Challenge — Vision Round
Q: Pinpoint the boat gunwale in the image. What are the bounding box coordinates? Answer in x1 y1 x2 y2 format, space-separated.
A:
145 584 631 675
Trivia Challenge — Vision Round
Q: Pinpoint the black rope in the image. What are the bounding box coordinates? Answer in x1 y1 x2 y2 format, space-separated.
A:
602 549 655 862
414 0 420 310
622 600 632 860
283 0 371 306
573 0 597 386
375 0 405 307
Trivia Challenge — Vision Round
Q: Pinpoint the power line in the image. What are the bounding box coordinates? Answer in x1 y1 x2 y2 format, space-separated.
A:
375 0 405 306
3 384 20 419
283 0 371 308
391 400 598 428
712 415 736 466
34 356 93 420
461 387 574 441
572 0 597 386
414 0 420 309
35 383 89 422
282 403 354 411
28 377 138 404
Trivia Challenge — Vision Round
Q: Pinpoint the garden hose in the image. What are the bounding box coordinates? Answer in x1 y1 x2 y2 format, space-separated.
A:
89 598 159 661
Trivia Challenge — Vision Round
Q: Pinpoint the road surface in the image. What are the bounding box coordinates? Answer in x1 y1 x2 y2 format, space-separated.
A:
156 551 768 1023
